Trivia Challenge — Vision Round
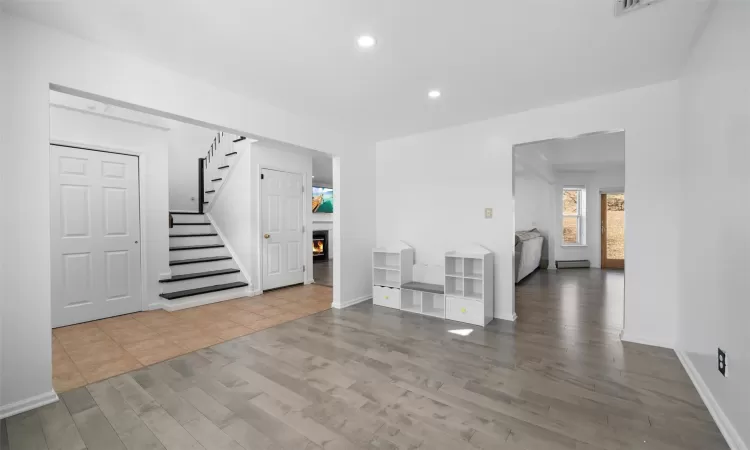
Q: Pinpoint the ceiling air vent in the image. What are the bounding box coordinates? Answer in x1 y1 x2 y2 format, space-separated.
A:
614 0 665 16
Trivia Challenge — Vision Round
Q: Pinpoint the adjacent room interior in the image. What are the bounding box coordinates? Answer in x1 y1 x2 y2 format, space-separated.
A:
47 91 333 393
513 131 625 339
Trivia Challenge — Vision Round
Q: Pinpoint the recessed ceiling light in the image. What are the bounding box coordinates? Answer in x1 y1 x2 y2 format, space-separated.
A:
357 35 376 49
428 90 441 99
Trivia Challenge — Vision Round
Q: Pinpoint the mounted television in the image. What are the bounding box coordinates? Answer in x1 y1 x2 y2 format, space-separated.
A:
312 187 333 213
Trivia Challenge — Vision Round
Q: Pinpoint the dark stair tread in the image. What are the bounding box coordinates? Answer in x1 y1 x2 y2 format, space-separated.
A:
233 137 246 143
205 190 215 194
159 268 240 283
169 211 203 215
159 282 248 300
173 222 211 226
169 256 232 266
225 152 237 156
211 178 223 182
169 244 225 251
169 233 218 238
218 165 229 169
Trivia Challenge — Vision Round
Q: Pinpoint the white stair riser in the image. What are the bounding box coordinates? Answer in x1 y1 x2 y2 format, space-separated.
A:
170 224 216 235
170 258 238 276
210 180 224 193
161 273 243 294
170 247 229 261
162 286 249 310
169 235 223 246
170 214 207 224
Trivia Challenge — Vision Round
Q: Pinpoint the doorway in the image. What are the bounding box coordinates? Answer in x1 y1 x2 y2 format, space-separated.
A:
512 130 626 334
601 193 625 269
261 168 306 290
50 145 142 327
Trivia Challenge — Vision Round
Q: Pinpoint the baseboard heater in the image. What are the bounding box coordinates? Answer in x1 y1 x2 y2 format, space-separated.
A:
556 260 591 269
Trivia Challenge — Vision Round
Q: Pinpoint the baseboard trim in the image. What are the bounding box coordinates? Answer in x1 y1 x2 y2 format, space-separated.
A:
494 312 517 322
160 287 256 311
620 331 673 349
0 390 58 420
676 351 746 450
334 295 371 309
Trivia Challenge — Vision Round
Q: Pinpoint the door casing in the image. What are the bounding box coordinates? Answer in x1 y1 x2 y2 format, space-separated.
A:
600 192 625 269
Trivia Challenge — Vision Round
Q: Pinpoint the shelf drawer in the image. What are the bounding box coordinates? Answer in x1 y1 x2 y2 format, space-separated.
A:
373 286 400 309
446 296 485 326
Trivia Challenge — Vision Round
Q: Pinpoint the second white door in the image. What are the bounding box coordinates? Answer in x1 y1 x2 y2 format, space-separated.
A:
262 168 305 290
50 145 142 327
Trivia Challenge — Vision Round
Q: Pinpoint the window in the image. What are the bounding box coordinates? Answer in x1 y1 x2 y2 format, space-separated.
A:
562 187 586 245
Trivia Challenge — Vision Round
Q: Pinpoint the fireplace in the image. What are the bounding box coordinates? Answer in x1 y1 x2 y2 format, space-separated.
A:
313 230 329 262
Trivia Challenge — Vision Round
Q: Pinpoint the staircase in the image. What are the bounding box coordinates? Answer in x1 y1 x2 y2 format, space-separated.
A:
201 132 247 211
159 132 253 305
161 211 249 303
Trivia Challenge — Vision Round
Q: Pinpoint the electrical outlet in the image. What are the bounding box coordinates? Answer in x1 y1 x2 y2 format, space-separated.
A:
718 348 727 377
485 208 493 219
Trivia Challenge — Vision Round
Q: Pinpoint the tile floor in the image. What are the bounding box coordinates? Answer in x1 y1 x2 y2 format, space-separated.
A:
52 284 332 393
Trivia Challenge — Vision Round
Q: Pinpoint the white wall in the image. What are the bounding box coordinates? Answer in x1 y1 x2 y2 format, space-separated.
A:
49 106 171 310
678 2 750 448
210 140 314 291
553 169 625 268
207 140 254 289
0 11 375 417
376 80 681 342
168 122 217 212
0 23 9 411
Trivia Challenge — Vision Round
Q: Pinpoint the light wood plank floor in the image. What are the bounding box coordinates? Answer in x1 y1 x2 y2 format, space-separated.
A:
1 269 729 449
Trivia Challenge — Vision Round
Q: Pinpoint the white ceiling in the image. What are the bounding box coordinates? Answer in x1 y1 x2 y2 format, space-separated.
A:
4 0 712 141
515 131 625 176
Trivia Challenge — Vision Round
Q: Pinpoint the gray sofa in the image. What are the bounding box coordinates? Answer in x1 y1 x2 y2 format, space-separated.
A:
515 229 544 282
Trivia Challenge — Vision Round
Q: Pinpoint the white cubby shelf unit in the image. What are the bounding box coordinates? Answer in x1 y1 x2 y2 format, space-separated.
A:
444 248 494 326
372 243 414 310
372 243 494 327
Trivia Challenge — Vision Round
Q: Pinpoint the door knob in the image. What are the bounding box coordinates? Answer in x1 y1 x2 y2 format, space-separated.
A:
264 234 270 239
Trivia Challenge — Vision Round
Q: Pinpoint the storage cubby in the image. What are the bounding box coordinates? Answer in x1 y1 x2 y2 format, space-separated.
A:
401 289 421 313
464 278 483 300
445 276 463 297
464 258 483 279
373 252 401 270
445 249 494 326
445 256 463 276
372 243 414 309
422 293 445 318
373 268 401 288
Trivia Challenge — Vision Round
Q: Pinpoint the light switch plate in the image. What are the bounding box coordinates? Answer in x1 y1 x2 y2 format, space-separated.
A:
485 208 493 219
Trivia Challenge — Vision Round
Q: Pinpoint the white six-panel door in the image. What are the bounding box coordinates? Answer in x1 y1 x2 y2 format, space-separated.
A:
50 145 142 327
261 168 305 290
